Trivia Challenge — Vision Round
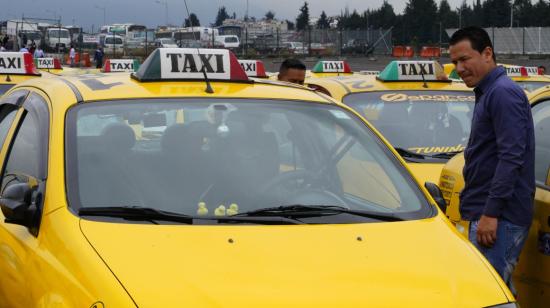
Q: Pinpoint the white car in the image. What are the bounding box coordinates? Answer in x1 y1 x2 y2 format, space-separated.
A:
155 38 178 48
214 35 240 49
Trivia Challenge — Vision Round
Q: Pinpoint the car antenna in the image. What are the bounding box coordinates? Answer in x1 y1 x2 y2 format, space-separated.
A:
5 74 11 82
184 0 214 94
420 68 428 88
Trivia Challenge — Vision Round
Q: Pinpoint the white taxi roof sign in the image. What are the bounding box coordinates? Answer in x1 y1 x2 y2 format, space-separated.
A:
34 57 62 70
133 48 248 82
0 52 40 75
103 59 140 73
505 65 541 77
377 60 447 82
238 60 267 78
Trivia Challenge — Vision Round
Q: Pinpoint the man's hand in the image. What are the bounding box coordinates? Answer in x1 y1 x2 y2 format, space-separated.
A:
476 215 498 247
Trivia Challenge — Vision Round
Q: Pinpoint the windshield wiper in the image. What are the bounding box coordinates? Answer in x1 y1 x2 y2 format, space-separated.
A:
394 147 426 160
234 205 404 222
78 206 304 225
429 151 463 159
79 206 194 224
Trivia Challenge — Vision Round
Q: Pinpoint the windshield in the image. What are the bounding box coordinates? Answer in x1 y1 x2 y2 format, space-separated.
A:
20 32 41 40
49 29 70 38
225 36 238 43
105 37 123 45
66 99 430 223
516 81 550 92
343 91 475 156
0 84 14 96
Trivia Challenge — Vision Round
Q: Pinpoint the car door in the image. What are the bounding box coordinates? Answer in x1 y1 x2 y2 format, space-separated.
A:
0 89 49 307
514 99 550 307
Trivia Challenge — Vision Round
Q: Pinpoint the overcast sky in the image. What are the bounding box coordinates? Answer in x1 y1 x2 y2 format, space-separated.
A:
3 0 465 31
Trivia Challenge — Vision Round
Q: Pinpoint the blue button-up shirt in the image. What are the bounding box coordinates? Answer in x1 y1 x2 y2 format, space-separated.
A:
460 66 535 226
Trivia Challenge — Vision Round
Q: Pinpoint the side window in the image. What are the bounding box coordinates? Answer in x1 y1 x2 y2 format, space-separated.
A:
263 113 304 171
0 105 18 148
1 93 49 192
533 100 550 185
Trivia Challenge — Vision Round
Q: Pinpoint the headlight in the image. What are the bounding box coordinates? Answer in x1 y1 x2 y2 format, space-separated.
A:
485 303 518 308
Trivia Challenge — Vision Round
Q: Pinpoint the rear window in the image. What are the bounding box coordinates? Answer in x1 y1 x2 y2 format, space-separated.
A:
0 84 14 96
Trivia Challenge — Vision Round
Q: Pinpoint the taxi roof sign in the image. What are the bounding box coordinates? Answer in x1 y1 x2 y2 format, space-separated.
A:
133 48 248 82
34 57 62 70
0 52 40 75
238 60 267 78
312 60 352 73
378 60 447 82
103 59 140 73
504 65 542 77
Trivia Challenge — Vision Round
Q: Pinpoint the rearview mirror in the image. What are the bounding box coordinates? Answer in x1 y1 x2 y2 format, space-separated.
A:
425 182 447 213
0 183 33 224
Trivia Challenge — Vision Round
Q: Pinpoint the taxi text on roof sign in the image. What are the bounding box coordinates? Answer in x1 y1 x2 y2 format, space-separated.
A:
133 48 248 82
505 65 542 77
34 58 62 70
103 59 140 73
312 60 352 73
378 60 447 82
0 52 40 75
238 60 267 78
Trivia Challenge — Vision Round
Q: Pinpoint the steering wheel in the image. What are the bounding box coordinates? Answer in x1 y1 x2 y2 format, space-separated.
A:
258 169 348 207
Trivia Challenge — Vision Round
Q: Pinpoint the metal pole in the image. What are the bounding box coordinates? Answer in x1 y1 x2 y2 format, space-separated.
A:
58 18 61 54
113 30 115 58
510 5 513 28
522 27 525 55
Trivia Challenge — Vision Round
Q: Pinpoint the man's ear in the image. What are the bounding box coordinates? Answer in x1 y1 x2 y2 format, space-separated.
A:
482 46 494 63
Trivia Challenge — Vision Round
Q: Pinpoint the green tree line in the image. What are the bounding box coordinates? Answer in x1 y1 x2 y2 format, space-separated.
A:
304 0 550 44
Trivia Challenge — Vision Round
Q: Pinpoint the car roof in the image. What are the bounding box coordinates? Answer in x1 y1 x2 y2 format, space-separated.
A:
10 72 334 111
306 74 473 101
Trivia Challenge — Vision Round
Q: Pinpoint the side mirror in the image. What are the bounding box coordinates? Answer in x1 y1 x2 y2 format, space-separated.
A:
425 182 447 213
0 183 33 225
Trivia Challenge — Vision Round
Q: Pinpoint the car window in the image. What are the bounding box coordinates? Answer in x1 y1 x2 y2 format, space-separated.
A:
0 105 18 149
343 91 475 156
2 98 42 191
66 98 430 222
532 100 550 184
0 84 14 96
516 81 550 92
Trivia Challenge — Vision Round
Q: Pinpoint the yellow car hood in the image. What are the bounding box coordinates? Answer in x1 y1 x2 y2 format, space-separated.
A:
406 162 445 186
81 217 509 307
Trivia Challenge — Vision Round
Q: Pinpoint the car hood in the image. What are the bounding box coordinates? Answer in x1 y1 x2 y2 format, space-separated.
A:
406 162 445 186
80 217 511 307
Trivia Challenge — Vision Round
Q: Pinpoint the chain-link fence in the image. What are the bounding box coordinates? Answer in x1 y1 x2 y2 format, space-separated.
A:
240 28 393 57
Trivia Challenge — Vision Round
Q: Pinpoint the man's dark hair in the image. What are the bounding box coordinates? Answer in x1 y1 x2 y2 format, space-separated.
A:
449 27 496 62
279 58 306 73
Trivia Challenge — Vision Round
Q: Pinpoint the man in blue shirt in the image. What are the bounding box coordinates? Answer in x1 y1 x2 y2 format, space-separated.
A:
449 27 535 294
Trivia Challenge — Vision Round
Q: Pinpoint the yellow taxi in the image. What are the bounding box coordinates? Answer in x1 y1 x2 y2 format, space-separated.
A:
0 52 42 96
0 48 516 307
446 63 550 92
439 85 550 307
307 60 475 186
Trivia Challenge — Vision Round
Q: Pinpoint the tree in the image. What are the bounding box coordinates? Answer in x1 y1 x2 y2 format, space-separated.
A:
438 0 458 29
482 0 511 27
215 6 230 26
286 20 295 30
185 13 201 27
403 0 439 44
265 10 275 20
296 2 310 30
317 11 330 29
